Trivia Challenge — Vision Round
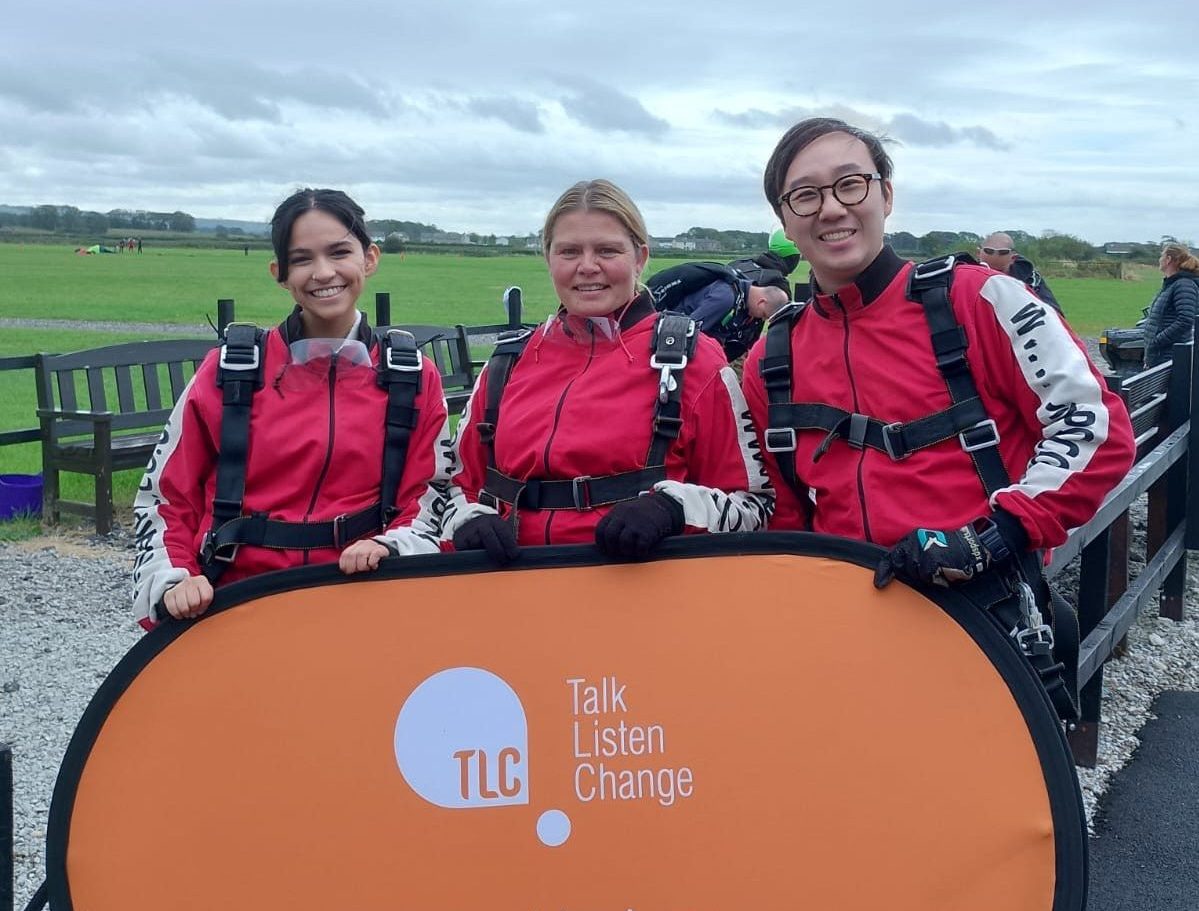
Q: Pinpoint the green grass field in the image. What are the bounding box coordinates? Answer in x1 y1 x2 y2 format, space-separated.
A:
0 243 1159 530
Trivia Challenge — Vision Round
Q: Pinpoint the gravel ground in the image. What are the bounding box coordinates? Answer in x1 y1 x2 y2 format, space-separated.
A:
3 508 1197 907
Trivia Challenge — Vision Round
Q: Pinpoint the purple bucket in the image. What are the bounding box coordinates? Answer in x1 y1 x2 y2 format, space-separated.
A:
0 473 43 520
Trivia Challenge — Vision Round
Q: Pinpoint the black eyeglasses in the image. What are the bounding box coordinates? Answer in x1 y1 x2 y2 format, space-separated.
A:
778 173 882 218
981 247 1013 256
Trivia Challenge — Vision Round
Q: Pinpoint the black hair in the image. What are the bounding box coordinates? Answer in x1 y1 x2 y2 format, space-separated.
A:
763 118 894 220
271 188 372 282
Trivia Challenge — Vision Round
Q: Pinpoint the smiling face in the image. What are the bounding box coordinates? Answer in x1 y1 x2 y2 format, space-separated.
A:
545 210 649 317
778 131 892 293
269 209 379 338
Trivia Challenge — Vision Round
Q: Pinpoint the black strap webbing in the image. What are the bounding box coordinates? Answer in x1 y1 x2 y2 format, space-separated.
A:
200 325 422 581
376 329 423 524
479 314 696 511
906 254 1010 500
760 303 806 501
200 500 386 565
204 323 266 583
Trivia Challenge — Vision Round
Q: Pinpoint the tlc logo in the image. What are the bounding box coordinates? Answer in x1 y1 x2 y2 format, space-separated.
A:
453 747 522 800
394 667 529 809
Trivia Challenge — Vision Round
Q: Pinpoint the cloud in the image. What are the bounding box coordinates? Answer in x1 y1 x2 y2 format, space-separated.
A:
556 78 669 136
464 97 545 133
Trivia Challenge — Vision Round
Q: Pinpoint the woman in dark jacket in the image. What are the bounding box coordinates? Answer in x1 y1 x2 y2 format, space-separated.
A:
1143 242 1199 367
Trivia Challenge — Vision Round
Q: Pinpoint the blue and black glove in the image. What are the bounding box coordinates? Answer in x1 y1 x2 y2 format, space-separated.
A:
595 493 685 560
874 512 1026 589
453 514 521 566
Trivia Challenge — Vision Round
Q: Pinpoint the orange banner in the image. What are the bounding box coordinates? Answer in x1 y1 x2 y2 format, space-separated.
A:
48 536 1085 910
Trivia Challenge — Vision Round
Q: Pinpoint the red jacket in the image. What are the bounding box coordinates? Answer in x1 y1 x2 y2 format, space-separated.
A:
742 248 1135 550
133 312 452 625
445 297 773 545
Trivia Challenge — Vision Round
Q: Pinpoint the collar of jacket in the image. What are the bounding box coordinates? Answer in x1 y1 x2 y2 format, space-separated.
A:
1163 270 1199 289
278 306 375 348
810 246 906 317
552 290 657 333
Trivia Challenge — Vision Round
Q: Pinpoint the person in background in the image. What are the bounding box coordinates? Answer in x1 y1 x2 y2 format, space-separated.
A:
1142 241 1199 367
443 178 772 563
978 231 1061 313
132 188 452 627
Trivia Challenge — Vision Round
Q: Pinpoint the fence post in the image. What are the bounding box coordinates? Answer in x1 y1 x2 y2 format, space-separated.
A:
1161 342 1195 618
1068 528 1113 768
2 743 11 911
503 287 523 329
216 299 235 335
375 292 391 328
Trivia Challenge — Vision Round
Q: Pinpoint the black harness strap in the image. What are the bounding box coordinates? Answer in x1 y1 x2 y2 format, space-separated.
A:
759 302 806 501
199 323 422 581
906 254 1009 499
479 313 696 511
376 329 424 524
202 323 266 582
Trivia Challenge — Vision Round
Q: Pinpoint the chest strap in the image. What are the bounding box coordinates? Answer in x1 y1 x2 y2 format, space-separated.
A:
480 313 696 511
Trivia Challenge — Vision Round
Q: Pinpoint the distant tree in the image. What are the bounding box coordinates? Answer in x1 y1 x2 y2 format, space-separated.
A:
1031 231 1097 262
82 211 108 233
382 233 405 254
30 205 59 231
167 211 195 233
214 225 229 238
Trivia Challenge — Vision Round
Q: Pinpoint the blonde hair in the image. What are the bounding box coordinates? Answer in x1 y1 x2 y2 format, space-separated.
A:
542 179 649 251
1163 242 1199 273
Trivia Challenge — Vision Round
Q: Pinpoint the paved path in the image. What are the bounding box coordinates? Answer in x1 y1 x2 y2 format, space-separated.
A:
1088 690 1199 908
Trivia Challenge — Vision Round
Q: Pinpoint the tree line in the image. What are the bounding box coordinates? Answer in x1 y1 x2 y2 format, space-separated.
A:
0 205 195 234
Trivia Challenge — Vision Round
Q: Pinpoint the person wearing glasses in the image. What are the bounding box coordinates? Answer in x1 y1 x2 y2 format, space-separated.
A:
741 117 1133 598
978 232 1062 313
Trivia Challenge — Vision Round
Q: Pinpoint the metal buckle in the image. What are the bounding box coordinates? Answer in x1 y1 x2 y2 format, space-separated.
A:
384 332 424 372
219 342 260 372
201 531 239 565
913 255 955 282
1010 581 1055 657
571 476 593 510
764 427 797 453
332 514 350 549
959 418 1000 453
880 422 907 461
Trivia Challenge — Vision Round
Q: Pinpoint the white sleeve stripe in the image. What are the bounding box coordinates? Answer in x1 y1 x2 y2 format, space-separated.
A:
980 274 1112 502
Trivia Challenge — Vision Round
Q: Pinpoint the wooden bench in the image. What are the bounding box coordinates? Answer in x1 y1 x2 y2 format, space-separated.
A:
35 338 216 534
384 323 477 415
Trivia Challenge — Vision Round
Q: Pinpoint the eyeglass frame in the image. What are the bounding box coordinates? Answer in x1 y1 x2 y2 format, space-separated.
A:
777 172 883 218
980 246 1014 256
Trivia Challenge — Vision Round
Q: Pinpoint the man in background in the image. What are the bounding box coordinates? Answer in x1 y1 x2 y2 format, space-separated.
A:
978 232 1062 313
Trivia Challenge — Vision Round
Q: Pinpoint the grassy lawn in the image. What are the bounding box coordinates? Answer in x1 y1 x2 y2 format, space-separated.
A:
0 244 1159 524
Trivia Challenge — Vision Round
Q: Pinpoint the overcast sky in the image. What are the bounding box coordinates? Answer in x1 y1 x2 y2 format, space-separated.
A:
3 1 1195 244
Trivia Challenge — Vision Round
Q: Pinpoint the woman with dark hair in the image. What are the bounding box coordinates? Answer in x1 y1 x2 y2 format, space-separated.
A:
442 178 772 563
132 188 452 627
1143 242 1199 367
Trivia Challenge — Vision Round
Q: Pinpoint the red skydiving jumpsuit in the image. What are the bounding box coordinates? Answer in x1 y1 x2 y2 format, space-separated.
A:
444 295 773 545
742 248 1135 549
133 311 452 626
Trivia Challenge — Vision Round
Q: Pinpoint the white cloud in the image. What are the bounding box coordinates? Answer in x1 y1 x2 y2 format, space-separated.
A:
1 0 1196 244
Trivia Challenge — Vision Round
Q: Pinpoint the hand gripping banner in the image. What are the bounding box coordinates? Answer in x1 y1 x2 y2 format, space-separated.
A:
45 533 1086 910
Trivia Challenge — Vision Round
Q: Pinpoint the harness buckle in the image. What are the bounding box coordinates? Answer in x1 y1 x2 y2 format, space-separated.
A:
764 427 797 453
1011 580 1055 657
384 332 424 372
478 490 500 510
911 255 956 283
571 476 593 510
200 530 238 565
332 513 350 549
959 418 1000 453
655 364 680 403
219 342 260 372
880 422 908 461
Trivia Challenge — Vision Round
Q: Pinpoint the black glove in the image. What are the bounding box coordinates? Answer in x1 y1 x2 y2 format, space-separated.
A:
453 514 521 565
874 521 994 589
595 493 685 560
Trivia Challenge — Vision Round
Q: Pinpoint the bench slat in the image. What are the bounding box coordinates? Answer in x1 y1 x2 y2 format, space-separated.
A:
115 365 136 413
86 367 108 413
143 363 163 411
57 370 78 413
